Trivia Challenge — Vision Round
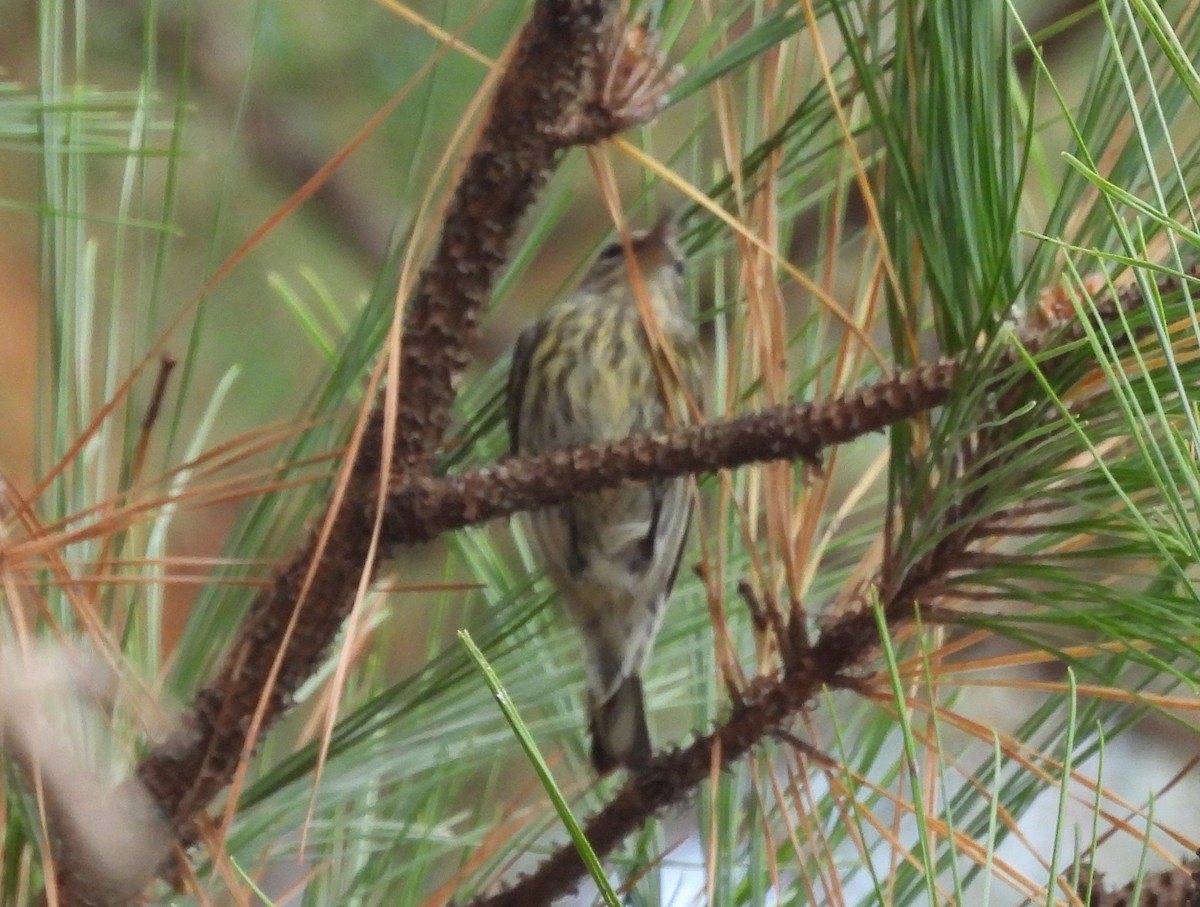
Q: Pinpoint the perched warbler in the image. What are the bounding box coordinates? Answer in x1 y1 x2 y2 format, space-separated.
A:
506 218 703 773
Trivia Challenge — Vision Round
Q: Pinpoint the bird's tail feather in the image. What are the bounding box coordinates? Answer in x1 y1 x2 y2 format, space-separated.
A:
588 675 651 774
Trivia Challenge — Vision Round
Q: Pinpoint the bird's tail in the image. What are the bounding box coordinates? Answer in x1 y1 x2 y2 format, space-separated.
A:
588 675 652 774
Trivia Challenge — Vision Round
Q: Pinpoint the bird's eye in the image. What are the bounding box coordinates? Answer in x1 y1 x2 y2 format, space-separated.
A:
598 242 623 262
672 258 685 276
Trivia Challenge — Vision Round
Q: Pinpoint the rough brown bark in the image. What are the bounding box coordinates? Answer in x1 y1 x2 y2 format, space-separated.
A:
55 3 638 904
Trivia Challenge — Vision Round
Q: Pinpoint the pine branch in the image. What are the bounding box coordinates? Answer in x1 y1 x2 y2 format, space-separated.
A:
131 0 625 833
381 358 953 539
461 267 1196 907
381 267 1192 544
386 0 616 473
1067 857 1200 907
50 2 677 904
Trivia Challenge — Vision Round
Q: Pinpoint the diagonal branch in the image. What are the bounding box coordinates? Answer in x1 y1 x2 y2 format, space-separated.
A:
460 268 1196 907
53 2 673 905
382 267 1190 546
387 0 618 472
131 0 627 841
459 546 947 907
383 358 956 540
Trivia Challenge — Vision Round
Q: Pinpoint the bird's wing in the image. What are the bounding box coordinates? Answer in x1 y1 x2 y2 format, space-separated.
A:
505 320 546 454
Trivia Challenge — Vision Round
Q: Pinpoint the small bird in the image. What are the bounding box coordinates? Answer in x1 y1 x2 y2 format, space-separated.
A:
506 218 703 773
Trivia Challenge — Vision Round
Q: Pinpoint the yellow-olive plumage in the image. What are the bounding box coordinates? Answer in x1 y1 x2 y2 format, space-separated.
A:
506 220 702 773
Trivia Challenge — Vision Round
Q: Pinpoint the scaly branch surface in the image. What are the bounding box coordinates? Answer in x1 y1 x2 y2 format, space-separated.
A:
52 3 650 905
461 268 1195 907
380 268 1191 544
